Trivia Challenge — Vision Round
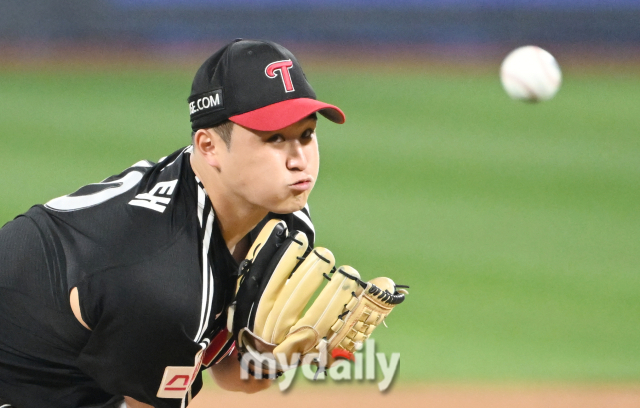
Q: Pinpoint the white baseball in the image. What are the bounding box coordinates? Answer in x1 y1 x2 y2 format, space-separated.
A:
500 45 562 102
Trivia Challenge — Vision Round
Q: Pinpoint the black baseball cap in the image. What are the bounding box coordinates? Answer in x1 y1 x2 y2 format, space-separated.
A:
189 39 345 132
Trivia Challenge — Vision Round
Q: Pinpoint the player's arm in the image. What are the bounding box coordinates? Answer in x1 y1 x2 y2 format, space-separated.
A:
207 349 272 393
71 290 162 407
70 287 91 330
124 396 153 408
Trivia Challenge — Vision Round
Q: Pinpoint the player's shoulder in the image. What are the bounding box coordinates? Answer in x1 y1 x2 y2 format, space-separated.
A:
126 146 196 216
40 145 195 220
26 146 201 271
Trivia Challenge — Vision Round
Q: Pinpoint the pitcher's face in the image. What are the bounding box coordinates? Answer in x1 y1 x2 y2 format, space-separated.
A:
216 116 319 214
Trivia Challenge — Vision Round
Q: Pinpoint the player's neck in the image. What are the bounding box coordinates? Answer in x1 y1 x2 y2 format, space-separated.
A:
190 153 268 252
211 196 267 253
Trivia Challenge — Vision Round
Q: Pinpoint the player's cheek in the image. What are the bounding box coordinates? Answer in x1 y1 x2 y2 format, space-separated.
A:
308 147 320 177
255 179 286 207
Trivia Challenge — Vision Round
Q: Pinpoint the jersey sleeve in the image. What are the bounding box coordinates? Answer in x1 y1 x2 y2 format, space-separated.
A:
36 147 214 407
75 256 204 407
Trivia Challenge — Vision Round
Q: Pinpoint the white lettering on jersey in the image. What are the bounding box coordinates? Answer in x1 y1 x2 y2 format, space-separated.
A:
128 179 178 213
45 170 145 212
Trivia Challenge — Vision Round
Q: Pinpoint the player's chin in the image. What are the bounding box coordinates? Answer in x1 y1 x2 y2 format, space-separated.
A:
269 192 309 214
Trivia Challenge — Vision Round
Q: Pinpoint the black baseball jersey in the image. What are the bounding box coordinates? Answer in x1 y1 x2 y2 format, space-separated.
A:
0 146 315 408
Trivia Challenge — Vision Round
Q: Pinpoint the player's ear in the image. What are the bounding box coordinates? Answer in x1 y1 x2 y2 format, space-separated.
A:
193 128 222 169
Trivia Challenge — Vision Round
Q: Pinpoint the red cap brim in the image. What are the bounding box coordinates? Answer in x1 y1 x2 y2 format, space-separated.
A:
230 98 345 131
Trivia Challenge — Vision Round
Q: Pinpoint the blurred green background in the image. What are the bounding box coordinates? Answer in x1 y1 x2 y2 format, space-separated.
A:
1 61 639 384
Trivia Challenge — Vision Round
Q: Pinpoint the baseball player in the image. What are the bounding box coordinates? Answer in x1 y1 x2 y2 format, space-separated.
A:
0 39 345 408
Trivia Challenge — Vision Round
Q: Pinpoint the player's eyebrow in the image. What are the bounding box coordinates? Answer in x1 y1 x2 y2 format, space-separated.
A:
262 114 317 141
264 126 315 143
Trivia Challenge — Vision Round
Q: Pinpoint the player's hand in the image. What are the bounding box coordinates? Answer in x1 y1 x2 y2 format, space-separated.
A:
124 396 153 408
208 349 272 393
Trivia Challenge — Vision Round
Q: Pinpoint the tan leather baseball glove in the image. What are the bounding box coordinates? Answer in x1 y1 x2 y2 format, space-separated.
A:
228 219 408 378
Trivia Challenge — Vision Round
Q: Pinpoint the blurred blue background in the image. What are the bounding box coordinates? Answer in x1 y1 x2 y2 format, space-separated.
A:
2 0 639 48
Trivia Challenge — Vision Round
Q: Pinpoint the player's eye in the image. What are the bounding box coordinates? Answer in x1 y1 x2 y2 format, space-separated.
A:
301 129 315 141
266 134 285 143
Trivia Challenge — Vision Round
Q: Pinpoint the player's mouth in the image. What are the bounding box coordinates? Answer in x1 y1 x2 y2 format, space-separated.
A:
289 177 313 192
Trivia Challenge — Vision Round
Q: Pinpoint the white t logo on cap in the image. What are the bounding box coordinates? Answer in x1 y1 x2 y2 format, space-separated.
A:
265 60 295 92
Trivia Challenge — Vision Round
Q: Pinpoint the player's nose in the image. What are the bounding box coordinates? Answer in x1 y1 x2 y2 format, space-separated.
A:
285 140 308 171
